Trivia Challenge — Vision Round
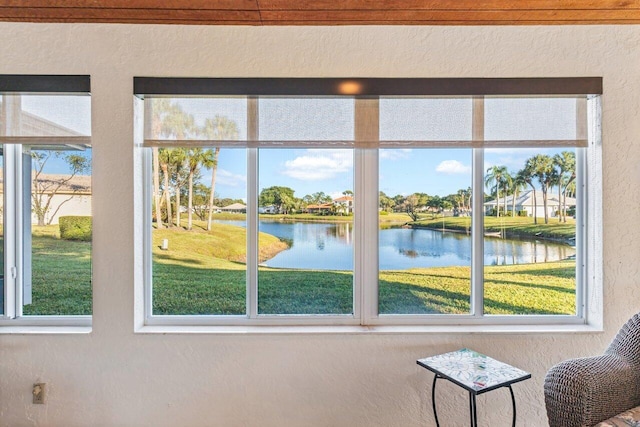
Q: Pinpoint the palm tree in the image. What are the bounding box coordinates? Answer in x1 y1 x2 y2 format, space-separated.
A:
517 164 537 224
553 151 576 222
152 99 196 227
158 148 174 226
200 115 240 231
509 172 527 218
531 154 557 224
185 148 212 230
484 165 511 217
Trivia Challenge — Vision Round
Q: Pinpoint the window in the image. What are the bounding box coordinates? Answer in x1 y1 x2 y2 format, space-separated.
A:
135 78 602 327
0 75 92 325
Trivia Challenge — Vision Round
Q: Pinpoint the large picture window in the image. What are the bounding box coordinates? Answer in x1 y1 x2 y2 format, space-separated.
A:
135 78 601 327
0 75 92 325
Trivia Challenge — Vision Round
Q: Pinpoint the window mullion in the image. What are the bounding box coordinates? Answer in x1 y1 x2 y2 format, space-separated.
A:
354 97 379 325
247 96 258 319
471 97 485 318
3 144 18 319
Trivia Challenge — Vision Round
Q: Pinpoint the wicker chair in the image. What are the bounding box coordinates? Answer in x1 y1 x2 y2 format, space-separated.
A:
544 313 640 427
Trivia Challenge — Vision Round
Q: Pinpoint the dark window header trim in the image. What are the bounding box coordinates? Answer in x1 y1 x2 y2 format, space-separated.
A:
0 75 90 93
134 77 602 97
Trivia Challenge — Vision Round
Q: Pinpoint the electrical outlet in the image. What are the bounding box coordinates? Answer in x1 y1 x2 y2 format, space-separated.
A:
32 383 45 404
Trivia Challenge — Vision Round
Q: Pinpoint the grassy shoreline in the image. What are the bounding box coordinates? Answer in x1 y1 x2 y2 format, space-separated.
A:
410 216 576 243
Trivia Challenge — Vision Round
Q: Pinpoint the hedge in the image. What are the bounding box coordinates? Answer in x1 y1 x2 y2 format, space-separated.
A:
59 216 92 241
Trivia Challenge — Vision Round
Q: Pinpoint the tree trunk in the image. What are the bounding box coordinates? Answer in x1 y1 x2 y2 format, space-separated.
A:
529 184 538 224
152 147 163 228
187 171 193 230
542 187 549 224
175 183 181 228
206 147 220 231
161 163 172 226
558 183 563 222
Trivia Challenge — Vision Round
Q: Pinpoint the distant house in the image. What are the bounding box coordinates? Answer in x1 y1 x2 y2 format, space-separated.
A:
258 205 278 214
333 195 353 215
221 202 247 213
306 203 333 215
0 173 91 225
484 190 576 218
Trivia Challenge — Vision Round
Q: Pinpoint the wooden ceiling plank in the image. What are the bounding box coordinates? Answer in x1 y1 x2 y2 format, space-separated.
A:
259 0 640 11
261 20 640 25
259 9 640 22
0 17 263 24
0 0 260 10
0 8 261 21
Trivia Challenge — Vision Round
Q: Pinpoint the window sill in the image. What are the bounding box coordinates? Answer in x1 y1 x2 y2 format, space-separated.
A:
136 323 603 335
0 325 91 334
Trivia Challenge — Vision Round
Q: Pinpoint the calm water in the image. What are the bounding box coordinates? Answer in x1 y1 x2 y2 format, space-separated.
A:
214 220 575 270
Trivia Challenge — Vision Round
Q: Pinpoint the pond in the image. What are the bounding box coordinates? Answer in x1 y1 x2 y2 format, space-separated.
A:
214 220 575 271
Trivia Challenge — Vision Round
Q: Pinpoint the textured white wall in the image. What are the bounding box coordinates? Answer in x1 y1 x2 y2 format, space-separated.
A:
0 23 638 427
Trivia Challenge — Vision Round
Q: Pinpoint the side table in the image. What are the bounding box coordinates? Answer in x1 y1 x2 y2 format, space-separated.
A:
417 348 531 427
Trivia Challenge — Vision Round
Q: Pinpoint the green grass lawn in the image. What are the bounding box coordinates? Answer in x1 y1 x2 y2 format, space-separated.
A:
26 226 92 315
23 223 576 317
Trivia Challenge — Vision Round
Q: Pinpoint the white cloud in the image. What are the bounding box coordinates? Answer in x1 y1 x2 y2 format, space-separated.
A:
436 160 471 175
282 150 353 181
216 169 247 187
380 149 412 160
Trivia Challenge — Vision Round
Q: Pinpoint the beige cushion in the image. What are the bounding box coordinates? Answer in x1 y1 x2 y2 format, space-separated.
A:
594 406 640 426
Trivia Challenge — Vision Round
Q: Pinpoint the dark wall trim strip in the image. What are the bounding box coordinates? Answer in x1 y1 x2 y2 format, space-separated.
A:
0 75 90 93
134 77 602 96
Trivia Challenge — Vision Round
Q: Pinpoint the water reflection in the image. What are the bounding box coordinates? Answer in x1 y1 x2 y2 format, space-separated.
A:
214 220 575 271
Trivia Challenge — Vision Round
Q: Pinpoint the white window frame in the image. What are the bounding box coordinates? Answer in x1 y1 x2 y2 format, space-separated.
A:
134 78 603 329
0 75 92 328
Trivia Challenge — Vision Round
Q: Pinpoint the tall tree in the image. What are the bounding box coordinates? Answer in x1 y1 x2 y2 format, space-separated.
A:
484 165 511 217
553 151 576 222
403 194 421 221
509 172 527 218
531 154 557 224
517 163 538 224
259 186 296 213
200 116 240 231
152 99 196 227
185 148 212 230
171 148 188 228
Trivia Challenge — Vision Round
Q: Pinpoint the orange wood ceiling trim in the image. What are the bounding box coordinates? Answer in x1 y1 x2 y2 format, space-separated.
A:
0 0 638 25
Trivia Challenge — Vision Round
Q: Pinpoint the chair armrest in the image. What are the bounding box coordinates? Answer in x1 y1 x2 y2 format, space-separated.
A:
545 353 640 427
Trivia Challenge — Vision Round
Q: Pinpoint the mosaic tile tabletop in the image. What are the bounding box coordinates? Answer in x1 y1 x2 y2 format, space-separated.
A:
417 348 531 393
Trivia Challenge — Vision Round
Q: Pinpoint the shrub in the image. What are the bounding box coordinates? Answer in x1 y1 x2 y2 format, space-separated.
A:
59 216 92 241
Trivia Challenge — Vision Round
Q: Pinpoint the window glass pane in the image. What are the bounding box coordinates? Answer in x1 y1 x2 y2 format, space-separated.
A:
379 148 472 314
483 148 577 315
379 97 473 141
151 146 247 315
24 146 92 315
259 98 354 141
257 148 354 315
485 97 578 141
146 97 247 142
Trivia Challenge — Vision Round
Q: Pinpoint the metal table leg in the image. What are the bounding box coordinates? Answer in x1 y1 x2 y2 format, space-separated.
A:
469 392 478 427
431 375 440 427
508 385 516 427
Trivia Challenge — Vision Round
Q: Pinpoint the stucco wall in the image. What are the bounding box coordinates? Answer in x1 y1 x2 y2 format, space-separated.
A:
0 23 638 426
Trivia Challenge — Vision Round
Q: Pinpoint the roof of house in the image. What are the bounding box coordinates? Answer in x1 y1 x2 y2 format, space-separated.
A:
333 196 353 202
221 203 247 210
484 190 576 207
